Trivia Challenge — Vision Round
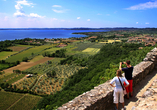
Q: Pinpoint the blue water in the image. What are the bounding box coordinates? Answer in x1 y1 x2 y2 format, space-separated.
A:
0 30 109 41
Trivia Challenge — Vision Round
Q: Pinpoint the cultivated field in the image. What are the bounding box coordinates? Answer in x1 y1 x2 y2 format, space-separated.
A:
99 40 121 43
8 45 32 52
16 64 84 95
0 91 41 110
3 57 53 74
82 48 100 53
5 44 54 62
0 51 17 60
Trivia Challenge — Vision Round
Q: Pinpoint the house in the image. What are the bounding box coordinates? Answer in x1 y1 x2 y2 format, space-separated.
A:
26 74 33 78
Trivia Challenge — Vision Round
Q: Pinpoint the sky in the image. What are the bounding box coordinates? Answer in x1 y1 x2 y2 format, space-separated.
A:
0 0 157 28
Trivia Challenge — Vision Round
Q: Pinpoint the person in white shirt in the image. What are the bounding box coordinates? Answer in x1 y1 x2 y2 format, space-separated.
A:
110 69 129 110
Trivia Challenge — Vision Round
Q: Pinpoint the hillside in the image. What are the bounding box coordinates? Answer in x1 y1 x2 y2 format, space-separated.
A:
35 43 155 109
0 28 157 110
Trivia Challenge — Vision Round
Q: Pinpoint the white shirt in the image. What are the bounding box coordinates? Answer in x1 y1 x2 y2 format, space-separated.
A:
110 76 129 89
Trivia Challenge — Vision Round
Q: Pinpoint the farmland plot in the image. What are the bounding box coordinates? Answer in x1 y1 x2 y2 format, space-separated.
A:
3 57 53 74
8 45 32 52
89 43 105 48
0 91 41 110
82 48 100 53
0 91 24 110
0 73 25 84
0 51 17 60
16 65 84 95
72 43 95 51
9 94 41 110
6 44 54 62
24 58 63 74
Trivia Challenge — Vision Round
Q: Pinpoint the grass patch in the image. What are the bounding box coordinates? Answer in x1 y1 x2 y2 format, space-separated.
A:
0 73 26 84
0 51 17 60
0 64 11 70
45 47 61 53
0 73 16 83
9 94 42 110
8 45 32 52
82 48 100 53
7 74 26 84
30 55 44 62
6 44 54 62
99 40 121 43
0 91 24 110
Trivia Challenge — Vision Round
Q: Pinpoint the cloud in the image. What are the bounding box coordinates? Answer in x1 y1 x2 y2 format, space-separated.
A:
87 19 90 21
136 22 139 24
106 14 110 16
52 5 68 13
77 17 80 19
14 0 44 18
52 5 62 8
16 0 34 6
126 1 157 10
14 10 26 17
145 22 149 24
29 13 45 18
52 9 65 13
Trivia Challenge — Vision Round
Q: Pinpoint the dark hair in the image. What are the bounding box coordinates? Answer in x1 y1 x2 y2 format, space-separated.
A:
126 60 130 65
117 69 122 77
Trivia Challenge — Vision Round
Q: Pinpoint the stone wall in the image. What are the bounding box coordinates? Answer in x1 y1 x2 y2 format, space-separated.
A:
58 48 157 110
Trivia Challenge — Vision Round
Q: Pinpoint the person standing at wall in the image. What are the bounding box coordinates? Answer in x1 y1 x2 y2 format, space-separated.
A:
110 69 129 110
119 60 134 99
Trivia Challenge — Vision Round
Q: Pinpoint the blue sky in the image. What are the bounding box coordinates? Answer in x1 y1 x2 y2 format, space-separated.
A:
0 0 157 28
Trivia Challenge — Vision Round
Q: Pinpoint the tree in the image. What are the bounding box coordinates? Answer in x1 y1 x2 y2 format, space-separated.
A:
22 57 28 62
46 70 56 78
51 70 56 78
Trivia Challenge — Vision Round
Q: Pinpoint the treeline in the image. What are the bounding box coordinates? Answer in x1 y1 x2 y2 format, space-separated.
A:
34 43 154 110
0 60 20 71
0 82 42 95
42 49 66 58
0 38 45 52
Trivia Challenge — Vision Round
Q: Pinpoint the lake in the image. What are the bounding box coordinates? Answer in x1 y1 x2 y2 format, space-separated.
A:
0 29 109 41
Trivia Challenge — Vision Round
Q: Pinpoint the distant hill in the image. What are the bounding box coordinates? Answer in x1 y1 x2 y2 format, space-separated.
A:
0 27 139 30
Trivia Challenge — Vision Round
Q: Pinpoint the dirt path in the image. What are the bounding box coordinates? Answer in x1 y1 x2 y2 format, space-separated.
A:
108 67 157 110
3 57 53 74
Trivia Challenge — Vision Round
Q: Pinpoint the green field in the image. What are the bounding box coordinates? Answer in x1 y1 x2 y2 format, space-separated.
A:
30 55 44 62
5 44 54 62
82 48 100 54
0 91 24 110
0 91 41 110
45 47 61 53
8 45 33 52
0 51 17 60
24 58 65 74
9 94 41 110
0 73 26 84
